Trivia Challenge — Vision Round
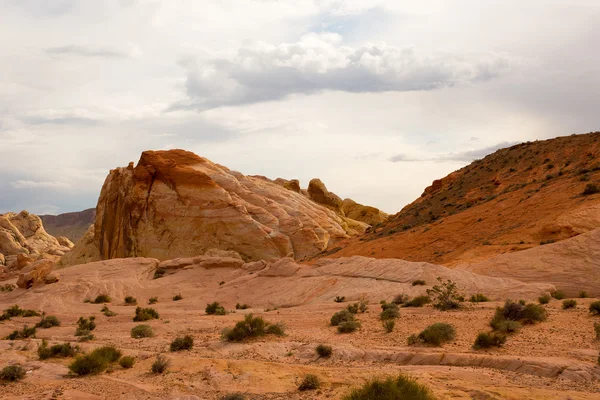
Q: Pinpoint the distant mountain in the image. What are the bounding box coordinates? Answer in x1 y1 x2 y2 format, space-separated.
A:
40 208 95 242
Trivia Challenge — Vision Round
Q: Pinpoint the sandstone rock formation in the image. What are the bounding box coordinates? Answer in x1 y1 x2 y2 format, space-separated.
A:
16 259 56 288
65 150 384 266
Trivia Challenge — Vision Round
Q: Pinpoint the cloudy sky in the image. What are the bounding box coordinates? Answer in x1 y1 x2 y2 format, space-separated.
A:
1 0 599 215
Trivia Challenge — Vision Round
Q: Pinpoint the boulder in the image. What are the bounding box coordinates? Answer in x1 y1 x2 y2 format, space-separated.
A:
0 253 4 266
16 252 34 269
17 259 55 289
44 272 60 284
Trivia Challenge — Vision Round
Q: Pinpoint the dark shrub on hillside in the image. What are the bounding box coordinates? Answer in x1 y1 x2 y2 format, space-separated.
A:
119 356 135 369
235 303 250 310
101 305 117 317
590 301 600 315
403 296 431 308
265 323 285 336
153 267 167 279
222 394 246 400
334 296 345 303
470 294 489 303
205 302 226 315
69 354 108 376
124 296 137 305
298 374 321 391
36 314 60 329
133 307 159 322
316 344 332 357
338 320 360 333
148 297 158 305
221 314 283 342
551 290 566 300
151 355 169 374
380 302 400 320
383 319 395 333
342 374 435 400
38 340 79 360
0 365 26 382
92 295 111 304
131 324 154 338
522 303 547 324
412 280 426 286
330 310 355 326
170 335 194 351
583 183 600 195
91 346 122 363
417 323 456 346
562 299 577 309
473 332 506 349
5 325 36 340
580 291 588 298
392 294 409 304
75 316 96 336
538 294 551 304
426 278 463 311
173 294 183 301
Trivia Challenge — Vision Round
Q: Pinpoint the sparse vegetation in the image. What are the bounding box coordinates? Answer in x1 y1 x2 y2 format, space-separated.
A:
91 345 122 363
538 294 551 304
124 296 137 305
589 301 600 315
222 394 246 400
298 374 321 391
473 332 507 349
265 323 285 336
412 280 426 286
0 284 16 293
383 319 395 333
235 303 250 310
101 305 117 317
392 293 409 305
38 340 79 360
0 305 40 321
68 346 122 376
551 290 566 300
342 374 435 400
36 314 61 328
75 316 96 336
4 325 36 340
330 310 355 326
338 320 360 333
380 302 400 320
583 183 600 195
172 294 183 301
490 300 546 333
403 296 430 308
0 365 26 382
153 267 167 279
206 302 227 315
133 307 159 322
92 294 111 304
562 299 577 309
316 344 332 358
131 324 154 338
409 323 456 346
427 278 463 311
148 297 158 305
151 355 170 374
170 335 194 351
221 314 284 342
579 291 588 298
334 296 346 303
119 356 135 369
470 293 489 303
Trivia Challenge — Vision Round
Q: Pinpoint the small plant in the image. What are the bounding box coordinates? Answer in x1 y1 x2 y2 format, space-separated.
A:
170 335 194 351
0 365 26 382
75 316 96 336
235 303 250 310
0 284 16 292
101 305 117 317
392 294 409 305
407 334 419 345
583 183 600 195
562 299 577 309
131 324 154 338
133 307 159 322
38 340 79 360
265 323 285 336
151 355 170 374
119 356 135 369
92 294 111 304
222 394 245 400
338 320 360 333
316 343 333 358
69 355 107 376
5 325 36 340
358 298 368 313
589 301 600 315
473 332 506 349
427 278 463 311
219 281 226 286
206 302 227 315
538 294 551 304
414 323 456 346
470 294 489 303
342 374 435 400
172 294 183 301
153 267 167 279
36 314 61 329
330 310 355 326
383 319 395 333
334 296 346 303
0 305 40 321
124 296 137 305
551 290 566 300
403 296 431 308
91 346 122 363
148 297 158 305
78 333 95 342
380 302 400 320
412 280 426 286
298 374 321 391
347 303 359 314
579 291 588 298
221 314 281 342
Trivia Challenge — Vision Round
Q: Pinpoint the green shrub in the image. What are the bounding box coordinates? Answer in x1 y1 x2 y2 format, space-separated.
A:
347 303 359 314
151 355 170 374
78 333 95 342
21 309 41 317
173 294 183 301
170 335 194 351
36 314 61 328
0 284 16 293
133 307 159 322
124 296 137 305
0 365 26 382
491 300 546 329
551 290 565 300
265 323 285 336
235 303 250 310
380 303 400 320
493 319 522 334
579 291 588 298
131 324 154 338
392 294 409 305
205 302 226 315
75 316 96 336
221 314 282 342
470 294 489 303
342 374 435 400
148 297 158 305
522 303 547 324
562 299 577 309
403 296 430 308
221 394 245 400
417 323 456 346
334 296 345 303
38 340 79 360
407 334 419 345
69 354 108 376
90 346 122 363
473 332 506 349
338 320 360 333
119 356 135 369
518 299 526 306
0 305 39 321
583 183 600 195
594 322 600 340
589 301 600 315
427 278 463 311
412 280 426 286
383 319 395 333
538 294 551 304
153 267 167 279
101 305 116 317
316 344 332 358
5 325 36 340
330 310 355 326
298 374 321 391
92 295 111 304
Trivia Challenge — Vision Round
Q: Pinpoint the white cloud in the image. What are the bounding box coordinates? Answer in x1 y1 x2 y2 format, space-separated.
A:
10 180 70 189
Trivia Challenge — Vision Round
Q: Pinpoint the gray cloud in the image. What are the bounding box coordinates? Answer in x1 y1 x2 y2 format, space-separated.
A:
46 45 129 59
389 141 520 163
20 115 100 125
389 154 422 162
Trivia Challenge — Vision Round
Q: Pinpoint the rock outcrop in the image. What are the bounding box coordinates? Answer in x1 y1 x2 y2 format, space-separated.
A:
16 259 56 288
66 150 383 266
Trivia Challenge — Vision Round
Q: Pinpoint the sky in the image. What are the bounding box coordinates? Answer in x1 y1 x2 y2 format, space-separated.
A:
0 0 599 215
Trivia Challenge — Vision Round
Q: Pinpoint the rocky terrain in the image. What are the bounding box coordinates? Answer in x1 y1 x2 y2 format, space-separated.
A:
40 209 95 243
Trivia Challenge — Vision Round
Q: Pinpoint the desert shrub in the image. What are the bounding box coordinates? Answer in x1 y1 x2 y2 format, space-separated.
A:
403 296 431 308
133 307 159 322
101 305 116 317
22 309 40 317
69 354 108 376
518 299 526 306
562 299 577 309
522 303 547 324
151 355 170 374
538 294 551 304
412 280 426 286
493 320 522 334
383 319 395 333
579 291 588 298
316 344 332 358
0 284 16 292
222 314 281 342
170 335 194 351
594 322 600 340
470 294 489 303
221 394 245 400
583 183 600 195
589 301 600 315
358 299 368 313
148 297 158 305
75 316 96 336
492 301 546 327
426 278 463 311
0 365 26 382
119 356 135 369
36 314 60 329
342 374 435 400
334 296 345 303
338 320 360 333
5 325 36 340
91 346 122 363
407 334 419 345
78 333 95 342
298 374 321 391
347 303 359 314
473 332 506 349
392 294 409 305
417 323 456 346
551 290 566 300
173 294 183 301
206 302 226 315
380 303 400 320
92 295 111 304
265 323 285 336
153 267 167 279
235 303 250 310
330 310 355 326
0 305 39 321
38 340 79 360
131 324 154 338
124 296 137 305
